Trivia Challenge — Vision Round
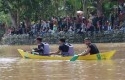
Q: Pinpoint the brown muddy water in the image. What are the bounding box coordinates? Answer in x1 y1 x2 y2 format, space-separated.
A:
0 43 125 80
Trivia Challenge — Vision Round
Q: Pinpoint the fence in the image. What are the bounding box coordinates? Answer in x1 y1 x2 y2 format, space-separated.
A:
1 30 125 45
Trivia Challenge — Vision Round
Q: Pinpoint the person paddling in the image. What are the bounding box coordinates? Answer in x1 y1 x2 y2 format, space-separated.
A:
32 37 50 56
50 38 72 56
78 38 99 56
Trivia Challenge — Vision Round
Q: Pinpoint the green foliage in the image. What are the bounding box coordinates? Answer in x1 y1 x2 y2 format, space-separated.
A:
2 30 125 45
0 0 119 27
102 0 117 16
0 12 11 26
65 0 83 15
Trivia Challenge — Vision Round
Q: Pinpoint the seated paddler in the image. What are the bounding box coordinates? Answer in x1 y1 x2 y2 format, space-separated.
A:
32 37 50 56
78 38 99 56
50 38 74 56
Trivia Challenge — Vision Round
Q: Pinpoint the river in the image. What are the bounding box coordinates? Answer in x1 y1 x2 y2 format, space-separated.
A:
0 58 125 80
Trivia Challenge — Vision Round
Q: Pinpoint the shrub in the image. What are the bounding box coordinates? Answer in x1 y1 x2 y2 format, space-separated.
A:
1 30 125 45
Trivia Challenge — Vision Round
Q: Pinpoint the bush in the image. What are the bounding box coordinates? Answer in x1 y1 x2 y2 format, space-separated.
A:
1 30 125 45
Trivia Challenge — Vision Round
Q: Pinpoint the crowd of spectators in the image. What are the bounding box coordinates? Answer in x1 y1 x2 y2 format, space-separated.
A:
5 3 125 37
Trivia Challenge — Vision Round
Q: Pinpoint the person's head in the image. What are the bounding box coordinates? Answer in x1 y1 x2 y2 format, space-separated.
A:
36 37 42 44
84 38 91 45
59 38 65 45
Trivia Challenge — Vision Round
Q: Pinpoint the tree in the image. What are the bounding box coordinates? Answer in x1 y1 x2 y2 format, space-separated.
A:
65 0 83 16
0 0 118 28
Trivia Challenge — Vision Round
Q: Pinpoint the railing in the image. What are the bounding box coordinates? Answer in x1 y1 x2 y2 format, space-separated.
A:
1 30 125 45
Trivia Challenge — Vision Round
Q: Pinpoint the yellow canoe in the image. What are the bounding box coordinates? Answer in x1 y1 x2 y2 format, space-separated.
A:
17 49 116 60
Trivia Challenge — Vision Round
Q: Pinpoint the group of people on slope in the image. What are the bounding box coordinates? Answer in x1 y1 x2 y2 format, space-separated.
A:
32 37 99 56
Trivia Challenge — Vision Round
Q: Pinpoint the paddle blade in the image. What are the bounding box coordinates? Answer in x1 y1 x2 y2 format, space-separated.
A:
96 53 101 60
70 55 79 61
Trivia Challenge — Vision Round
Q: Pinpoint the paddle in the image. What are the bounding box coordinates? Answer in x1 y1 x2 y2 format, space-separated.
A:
70 52 102 61
96 53 101 60
70 54 79 61
70 51 86 61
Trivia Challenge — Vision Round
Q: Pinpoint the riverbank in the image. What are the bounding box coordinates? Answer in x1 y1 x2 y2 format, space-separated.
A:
2 30 125 45
0 43 124 59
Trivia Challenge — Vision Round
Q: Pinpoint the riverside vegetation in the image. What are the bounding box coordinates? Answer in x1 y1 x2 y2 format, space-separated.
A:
2 30 125 45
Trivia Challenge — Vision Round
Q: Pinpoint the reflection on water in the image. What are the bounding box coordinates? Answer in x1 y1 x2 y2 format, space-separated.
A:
0 58 125 80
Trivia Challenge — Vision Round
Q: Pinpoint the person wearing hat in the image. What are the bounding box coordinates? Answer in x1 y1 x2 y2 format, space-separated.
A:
78 38 99 56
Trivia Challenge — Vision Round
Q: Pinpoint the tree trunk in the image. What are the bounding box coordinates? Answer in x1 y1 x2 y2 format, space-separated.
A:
17 10 20 28
56 1 59 16
9 10 20 28
5 0 18 28
97 0 103 16
24 17 31 33
83 0 88 18
9 11 17 27
55 0 59 16
25 18 31 28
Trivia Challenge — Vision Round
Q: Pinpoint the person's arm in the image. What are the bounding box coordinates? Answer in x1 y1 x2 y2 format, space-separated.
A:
78 47 91 56
34 45 44 52
34 48 43 52
50 46 62 55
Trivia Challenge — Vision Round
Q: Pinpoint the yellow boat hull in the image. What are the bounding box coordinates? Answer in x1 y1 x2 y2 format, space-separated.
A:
17 49 116 60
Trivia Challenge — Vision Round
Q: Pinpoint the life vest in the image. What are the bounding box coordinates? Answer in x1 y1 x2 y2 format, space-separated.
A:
65 43 74 56
42 43 50 55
